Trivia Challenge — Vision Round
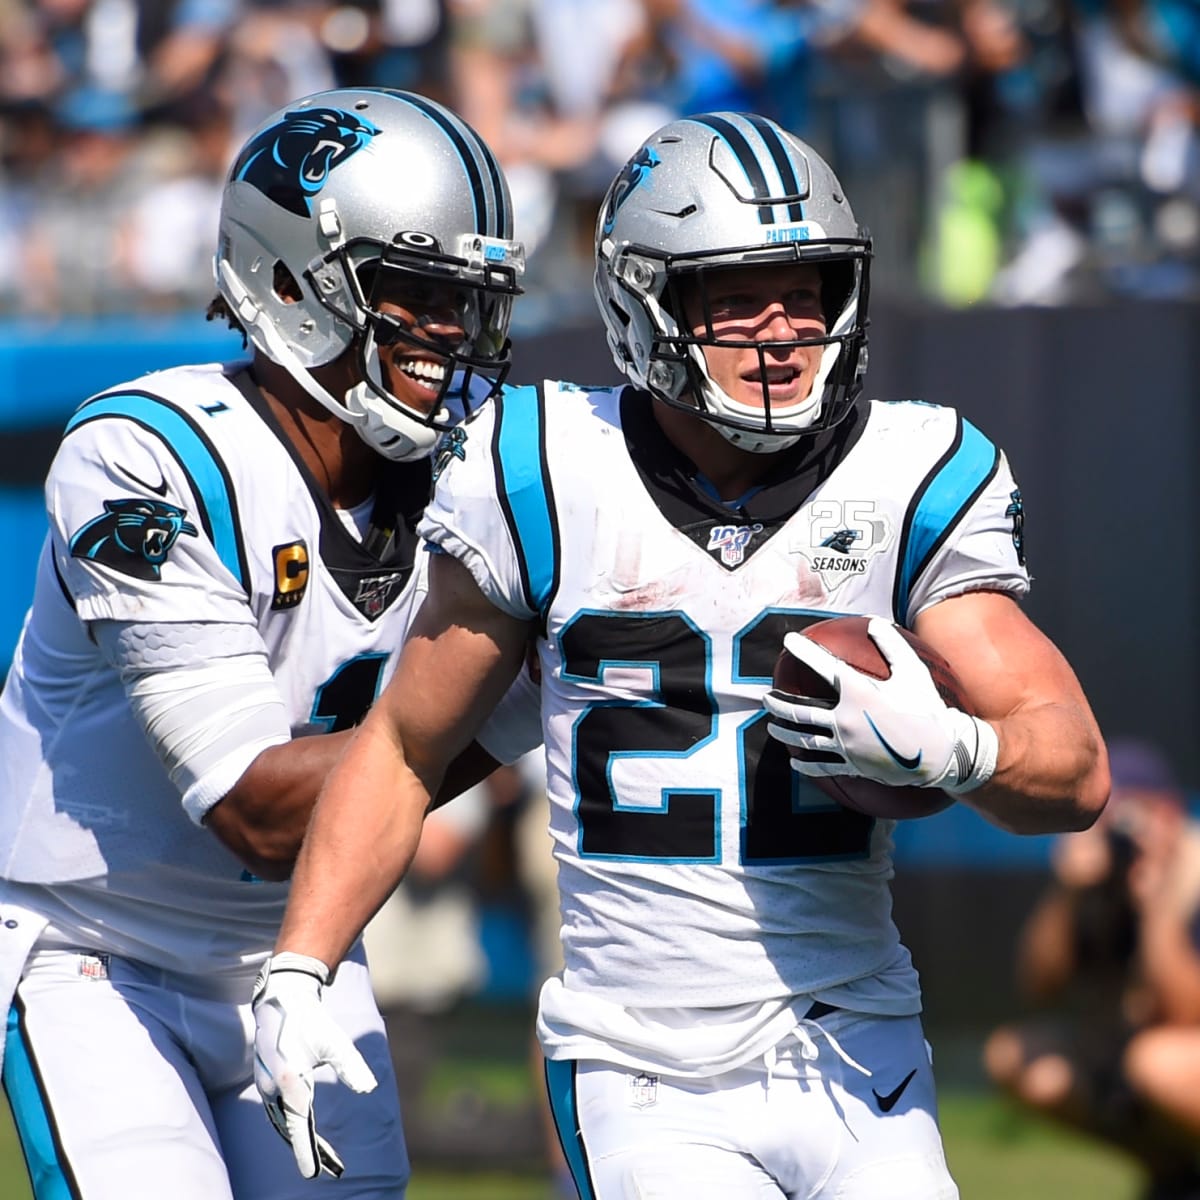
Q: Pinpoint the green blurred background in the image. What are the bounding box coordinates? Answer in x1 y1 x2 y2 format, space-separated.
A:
0 1001 1147 1199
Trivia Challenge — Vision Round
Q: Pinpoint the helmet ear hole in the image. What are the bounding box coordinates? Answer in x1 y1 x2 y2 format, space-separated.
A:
606 298 631 329
272 261 303 303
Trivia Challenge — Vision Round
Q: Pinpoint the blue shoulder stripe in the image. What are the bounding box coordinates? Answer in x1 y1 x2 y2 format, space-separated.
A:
893 415 1000 620
492 384 557 616
65 391 250 594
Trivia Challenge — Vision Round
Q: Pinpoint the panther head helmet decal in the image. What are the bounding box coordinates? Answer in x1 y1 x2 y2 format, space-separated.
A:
230 106 381 217
601 145 660 236
70 498 199 581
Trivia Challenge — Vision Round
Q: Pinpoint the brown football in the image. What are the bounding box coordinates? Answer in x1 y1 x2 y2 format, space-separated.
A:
772 615 973 820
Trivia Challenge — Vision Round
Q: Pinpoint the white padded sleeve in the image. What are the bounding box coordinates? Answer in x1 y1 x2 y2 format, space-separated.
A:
93 620 291 823
476 663 543 765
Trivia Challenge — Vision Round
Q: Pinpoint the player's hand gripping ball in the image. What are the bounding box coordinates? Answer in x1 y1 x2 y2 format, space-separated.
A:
765 615 990 819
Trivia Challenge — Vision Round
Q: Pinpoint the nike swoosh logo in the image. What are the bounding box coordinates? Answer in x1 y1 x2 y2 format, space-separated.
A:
115 463 169 497
873 1068 917 1112
865 713 921 771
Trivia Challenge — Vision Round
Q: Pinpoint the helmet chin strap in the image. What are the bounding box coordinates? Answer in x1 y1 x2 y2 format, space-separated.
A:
643 285 851 455
343 327 449 462
218 259 435 462
713 419 805 455
688 342 829 456
219 259 358 419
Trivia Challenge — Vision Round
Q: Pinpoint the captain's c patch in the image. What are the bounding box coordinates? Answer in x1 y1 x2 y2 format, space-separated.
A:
271 539 310 610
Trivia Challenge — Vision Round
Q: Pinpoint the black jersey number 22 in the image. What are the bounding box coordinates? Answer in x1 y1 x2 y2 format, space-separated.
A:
560 611 873 864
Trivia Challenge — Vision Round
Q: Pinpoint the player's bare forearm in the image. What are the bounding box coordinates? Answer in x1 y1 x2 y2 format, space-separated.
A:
964 701 1109 834
916 591 1109 835
434 741 502 811
276 711 431 969
207 718 502 879
274 553 533 970
203 731 358 880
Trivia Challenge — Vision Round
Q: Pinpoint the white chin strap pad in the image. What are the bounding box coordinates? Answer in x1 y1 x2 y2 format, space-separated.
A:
342 327 442 462
690 348 816 456
697 306 854 454
343 381 439 462
714 420 805 455
222 259 437 464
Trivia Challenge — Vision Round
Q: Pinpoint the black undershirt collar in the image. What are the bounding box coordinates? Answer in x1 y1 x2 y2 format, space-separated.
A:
619 388 869 557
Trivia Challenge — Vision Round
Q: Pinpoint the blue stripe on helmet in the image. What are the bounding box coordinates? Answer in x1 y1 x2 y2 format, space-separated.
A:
689 114 774 225
743 113 805 224
399 93 495 236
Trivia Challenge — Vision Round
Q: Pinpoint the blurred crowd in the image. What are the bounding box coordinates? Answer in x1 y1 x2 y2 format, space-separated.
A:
986 739 1200 1200
2 0 1200 324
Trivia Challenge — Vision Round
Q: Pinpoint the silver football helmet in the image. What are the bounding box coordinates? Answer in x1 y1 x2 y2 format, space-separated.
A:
215 87 524 460
594 113 871 452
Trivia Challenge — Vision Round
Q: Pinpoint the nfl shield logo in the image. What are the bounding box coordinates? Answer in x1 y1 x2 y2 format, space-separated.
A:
706 524 762 567
628 1073 658 1109
353 572 402 619
79 953 109 981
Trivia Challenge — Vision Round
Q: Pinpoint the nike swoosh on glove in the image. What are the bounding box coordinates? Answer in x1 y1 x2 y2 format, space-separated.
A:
762 617 998 793
252 951 378 1180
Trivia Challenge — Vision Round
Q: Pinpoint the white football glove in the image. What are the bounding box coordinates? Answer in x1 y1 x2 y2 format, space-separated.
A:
252 952 378 1180
763 617 998 794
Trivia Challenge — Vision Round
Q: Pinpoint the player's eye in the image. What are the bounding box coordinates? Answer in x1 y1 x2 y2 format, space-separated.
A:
706 293 760 322
375 292 473 344
782 288 824 317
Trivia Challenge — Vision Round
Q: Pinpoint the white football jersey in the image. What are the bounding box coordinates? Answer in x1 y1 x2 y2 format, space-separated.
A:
420 382 1029 1074
0 362 534 980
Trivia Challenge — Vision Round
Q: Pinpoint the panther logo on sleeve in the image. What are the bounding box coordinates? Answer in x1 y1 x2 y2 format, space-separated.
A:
70 498 199 581
431 426 468 483
230 106 381 217
1005 488 1026 567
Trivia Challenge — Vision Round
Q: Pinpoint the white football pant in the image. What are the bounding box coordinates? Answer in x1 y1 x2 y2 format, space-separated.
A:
546 1011 958 1200
3 946 408 1199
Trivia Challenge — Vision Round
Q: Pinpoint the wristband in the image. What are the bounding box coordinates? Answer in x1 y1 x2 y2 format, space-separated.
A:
944 715 999 794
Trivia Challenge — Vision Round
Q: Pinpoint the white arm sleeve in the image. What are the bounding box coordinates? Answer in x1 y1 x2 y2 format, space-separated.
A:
93 620 291 824
476 662 543 765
